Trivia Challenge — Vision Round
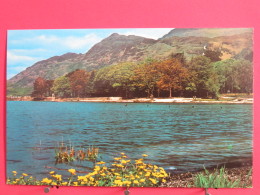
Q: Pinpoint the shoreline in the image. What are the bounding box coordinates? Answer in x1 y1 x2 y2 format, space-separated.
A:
7 97 253 104
162 157 252 187
161 165 252 188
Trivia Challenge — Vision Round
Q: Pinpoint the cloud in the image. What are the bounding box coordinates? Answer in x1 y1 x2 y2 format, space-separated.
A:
10 33 102 52
62 34 102 50
121 28 173 39
7 51 41 66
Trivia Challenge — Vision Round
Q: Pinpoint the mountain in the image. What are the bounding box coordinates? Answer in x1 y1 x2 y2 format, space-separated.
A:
160 28 252 39
8 34 158 89
7 28 253 95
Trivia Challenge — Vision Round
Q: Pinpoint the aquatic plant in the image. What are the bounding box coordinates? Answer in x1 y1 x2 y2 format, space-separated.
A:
55 144 99 164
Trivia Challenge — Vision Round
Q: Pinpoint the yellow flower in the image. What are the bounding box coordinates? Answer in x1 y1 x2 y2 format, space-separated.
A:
94 181 99 186
149 178 157 184
49 171 55 175
145 172 151 177
114 179 123 186
51 181 57 185
68 169 76 175
90 171 98 176
116 176 122 180
114 157 121 161
94 166 101 171
52 174 62 181
116 164 124 168
62 182 68 185
135 159 143 164
12 171 17 176
121 152 125 155
41 178 52 184
162 179 166 183
142 154 148 157
123 180 131 186
100 173 106 176
96 161 106 165
73 182 78 186
114 173 120 176
22 173 28 177
78 176 88 182
133 180 139 184
140 179 145 183
122 155 127 158
130 175 135 180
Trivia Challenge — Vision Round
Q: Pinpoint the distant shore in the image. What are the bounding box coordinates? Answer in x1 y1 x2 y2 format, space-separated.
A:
7 96 253 104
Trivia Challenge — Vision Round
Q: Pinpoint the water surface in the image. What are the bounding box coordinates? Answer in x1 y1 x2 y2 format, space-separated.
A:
7 101 252 178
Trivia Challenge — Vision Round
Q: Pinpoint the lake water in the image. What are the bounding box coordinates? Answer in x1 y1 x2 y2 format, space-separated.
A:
7 101 252 178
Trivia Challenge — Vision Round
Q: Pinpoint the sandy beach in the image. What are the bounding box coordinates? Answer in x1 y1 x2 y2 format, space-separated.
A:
50 97 253 104
7 93 253 104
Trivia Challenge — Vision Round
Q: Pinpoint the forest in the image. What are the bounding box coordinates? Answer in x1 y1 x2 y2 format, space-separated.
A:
31 51 253 100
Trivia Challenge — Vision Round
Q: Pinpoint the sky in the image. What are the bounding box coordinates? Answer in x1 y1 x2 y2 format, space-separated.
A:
7 28 173 79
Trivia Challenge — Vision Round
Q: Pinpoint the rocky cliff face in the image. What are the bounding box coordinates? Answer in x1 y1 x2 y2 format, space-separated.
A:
8 28 253 91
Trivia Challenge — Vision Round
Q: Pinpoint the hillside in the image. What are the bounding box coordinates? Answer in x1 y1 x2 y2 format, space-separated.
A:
7 28 253 96
160 28 252 39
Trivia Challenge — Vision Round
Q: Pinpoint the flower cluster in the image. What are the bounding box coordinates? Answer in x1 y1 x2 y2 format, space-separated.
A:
7 153 168 187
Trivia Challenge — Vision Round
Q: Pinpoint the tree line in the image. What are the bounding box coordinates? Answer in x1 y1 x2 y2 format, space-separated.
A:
32 52 253 99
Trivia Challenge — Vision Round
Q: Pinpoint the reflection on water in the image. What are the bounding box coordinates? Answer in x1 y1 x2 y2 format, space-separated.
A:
7 101 252 178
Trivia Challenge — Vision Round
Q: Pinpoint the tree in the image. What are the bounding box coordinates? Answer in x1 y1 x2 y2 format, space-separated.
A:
45 80 54 96
94 62 137 98
93 66 115 96
213 59 253 94
67 69 90 97
133 59 159 97
32 77 47 98
233 59 253 93
205 71 221 99
187 56 213 97
52 76 71 97
157 58 189 98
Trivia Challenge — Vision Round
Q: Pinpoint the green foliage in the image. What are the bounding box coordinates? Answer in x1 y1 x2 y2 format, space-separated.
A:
187 56 212 97
213 59 253 94
194 167 241 188
15 51 253 99
7 84 32 96
51 76 71 97
94 62 138 98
